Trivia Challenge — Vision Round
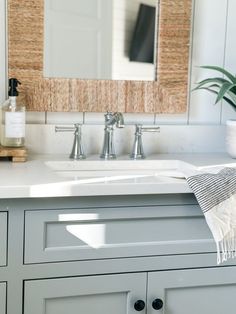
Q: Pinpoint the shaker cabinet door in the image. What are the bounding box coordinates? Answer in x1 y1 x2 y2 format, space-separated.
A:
147 266 236 314
24 273 147 314
0 283 6 314
0 212 7 266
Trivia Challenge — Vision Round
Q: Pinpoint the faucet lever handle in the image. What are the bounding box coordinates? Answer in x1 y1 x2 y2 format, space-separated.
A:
138 124 160 133
55 124 86 160
130 124 160 160
55 125 76 133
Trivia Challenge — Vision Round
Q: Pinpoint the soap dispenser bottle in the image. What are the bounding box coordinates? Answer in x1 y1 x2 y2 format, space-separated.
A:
1 78 25 147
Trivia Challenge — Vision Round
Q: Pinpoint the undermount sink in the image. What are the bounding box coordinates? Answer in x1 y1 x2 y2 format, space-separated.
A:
44 159 188 181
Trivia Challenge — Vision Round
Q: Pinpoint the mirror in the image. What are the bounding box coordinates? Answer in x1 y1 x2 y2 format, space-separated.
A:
44 0 157 81
8 0 192 113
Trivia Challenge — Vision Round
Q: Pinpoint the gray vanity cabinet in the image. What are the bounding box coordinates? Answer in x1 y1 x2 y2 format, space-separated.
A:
24 266 236 314
0 212 7 266
0 283 6 314
147 267 236 314
2 194 236 314
24 273 147 314
24 204 216 264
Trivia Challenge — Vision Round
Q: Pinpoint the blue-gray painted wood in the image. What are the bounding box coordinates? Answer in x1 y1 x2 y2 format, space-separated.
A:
0 193 236 314
0 283 6 314
0 213 7 266
24 273 147 314
24 204 215 264
148 266 236 314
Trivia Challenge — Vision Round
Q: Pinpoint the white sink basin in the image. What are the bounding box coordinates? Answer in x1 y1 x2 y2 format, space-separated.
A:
45 159 187 181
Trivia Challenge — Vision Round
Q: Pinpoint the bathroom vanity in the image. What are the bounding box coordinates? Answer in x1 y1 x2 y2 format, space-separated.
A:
1 154 236 314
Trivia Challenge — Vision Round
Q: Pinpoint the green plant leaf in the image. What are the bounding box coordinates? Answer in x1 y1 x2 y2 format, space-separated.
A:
196 87 236 110
201 83 221 91
222 97 236 110
193 77 229 91
226 90 236 106
215 82 236 104
200 66 236 83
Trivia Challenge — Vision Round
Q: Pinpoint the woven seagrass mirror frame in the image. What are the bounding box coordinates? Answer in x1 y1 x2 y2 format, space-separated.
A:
8 0 192 113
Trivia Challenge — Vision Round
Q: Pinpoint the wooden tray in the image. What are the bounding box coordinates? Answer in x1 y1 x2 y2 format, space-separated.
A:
0 146 27 162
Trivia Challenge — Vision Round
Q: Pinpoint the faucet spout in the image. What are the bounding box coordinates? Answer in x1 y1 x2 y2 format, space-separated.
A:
114 112 125 128
105 112 124 128
100 112 125 159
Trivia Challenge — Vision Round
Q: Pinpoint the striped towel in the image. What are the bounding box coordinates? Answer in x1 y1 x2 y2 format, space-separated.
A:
187 167 236 264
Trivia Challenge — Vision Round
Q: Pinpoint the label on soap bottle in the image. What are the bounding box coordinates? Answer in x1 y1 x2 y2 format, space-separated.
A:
5 112 25 138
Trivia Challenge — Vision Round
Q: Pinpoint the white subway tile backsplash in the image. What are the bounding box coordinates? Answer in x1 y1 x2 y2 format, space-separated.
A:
25 125 75 155
82 125 106 156
155 114 188 125
84 112 105 125
25 124 226 156
156 125 226 154
46 112 83 125
123 113 155 125
113 125 134 156
26 112 46 124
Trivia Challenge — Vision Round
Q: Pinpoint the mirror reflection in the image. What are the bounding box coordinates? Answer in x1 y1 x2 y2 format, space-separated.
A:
44 0 157 81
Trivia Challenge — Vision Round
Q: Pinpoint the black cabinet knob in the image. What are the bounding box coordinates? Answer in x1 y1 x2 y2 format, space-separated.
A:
152 298 163 310
134 300 146 311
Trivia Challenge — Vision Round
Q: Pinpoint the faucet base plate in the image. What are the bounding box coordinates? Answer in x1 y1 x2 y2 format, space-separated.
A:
130 153 146 160
100 154 117 160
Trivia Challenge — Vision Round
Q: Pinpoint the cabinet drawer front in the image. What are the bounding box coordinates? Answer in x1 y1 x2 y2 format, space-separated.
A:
148 267 236 314
0 213 7 266
24 273 146 314
24 205 215 264
0 283 6 314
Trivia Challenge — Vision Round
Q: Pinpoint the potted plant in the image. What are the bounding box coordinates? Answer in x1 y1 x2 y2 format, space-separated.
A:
194 65 236 158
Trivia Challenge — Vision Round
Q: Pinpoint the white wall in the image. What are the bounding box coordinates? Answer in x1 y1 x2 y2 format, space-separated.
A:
157 0 236 125
1 0 236 154
189 0 229 124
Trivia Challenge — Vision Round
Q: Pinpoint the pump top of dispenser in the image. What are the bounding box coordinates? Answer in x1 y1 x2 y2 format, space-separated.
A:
8 78 21 97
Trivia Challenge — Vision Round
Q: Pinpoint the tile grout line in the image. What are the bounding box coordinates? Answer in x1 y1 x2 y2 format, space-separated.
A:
187 0 196 125
220 0 230 125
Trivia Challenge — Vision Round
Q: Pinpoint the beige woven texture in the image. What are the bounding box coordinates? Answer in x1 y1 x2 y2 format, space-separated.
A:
8 0 192 113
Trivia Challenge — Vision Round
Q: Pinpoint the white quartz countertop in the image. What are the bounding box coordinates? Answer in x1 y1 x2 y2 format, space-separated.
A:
0 153 236 199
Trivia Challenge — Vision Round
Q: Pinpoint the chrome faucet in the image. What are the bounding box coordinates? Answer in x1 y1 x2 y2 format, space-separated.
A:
55 124 86 160
130 124 160 159
100 112 125 159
